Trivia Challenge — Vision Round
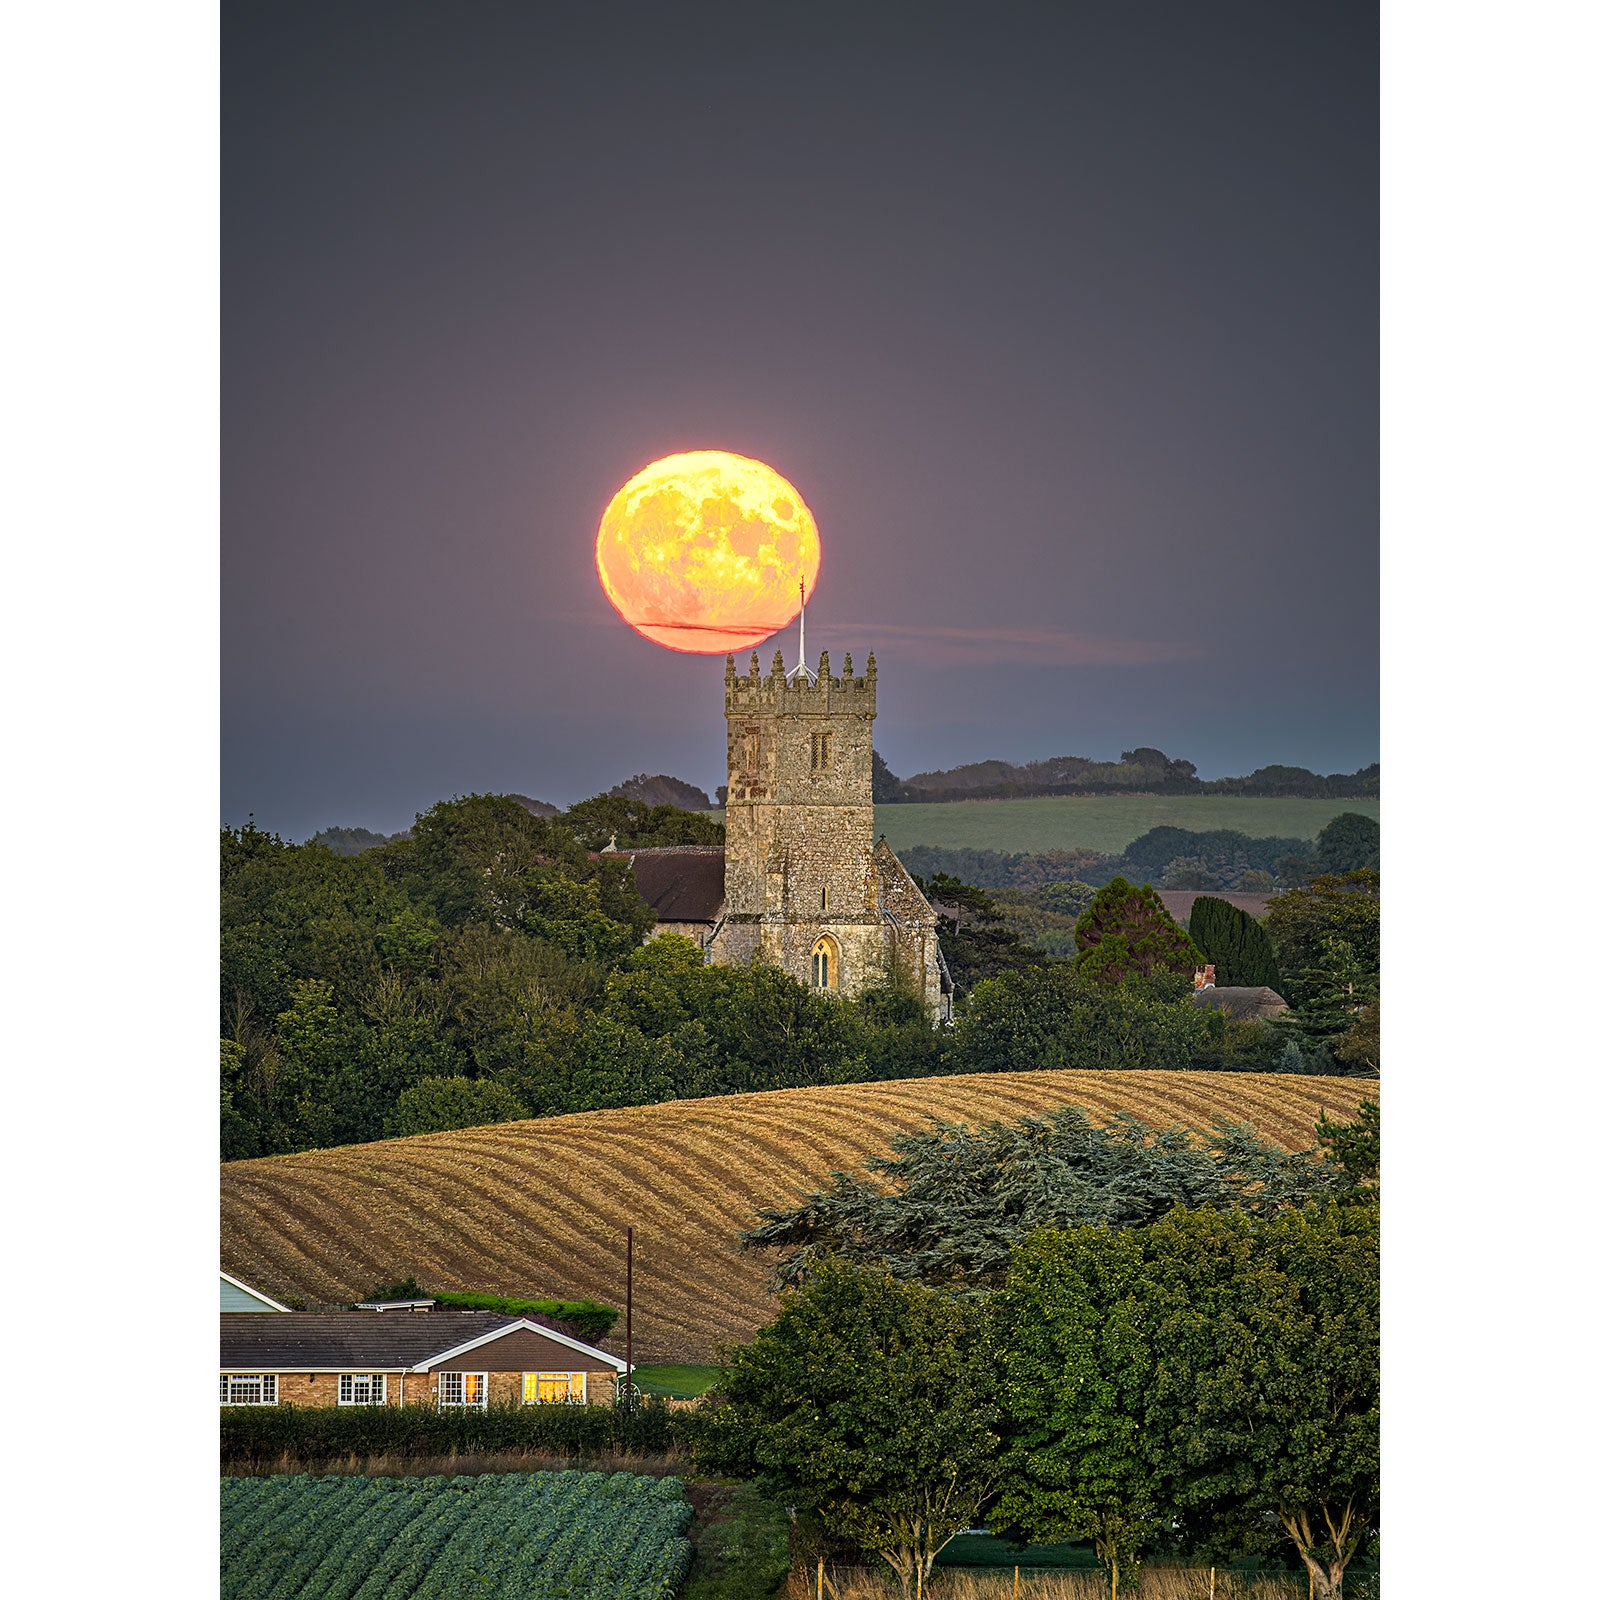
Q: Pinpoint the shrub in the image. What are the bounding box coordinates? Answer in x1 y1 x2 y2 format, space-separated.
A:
220 1396 686 1466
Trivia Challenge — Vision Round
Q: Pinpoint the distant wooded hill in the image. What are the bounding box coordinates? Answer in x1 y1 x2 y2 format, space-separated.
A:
306 784 710 855
873 748 1378 803
610 773 714 809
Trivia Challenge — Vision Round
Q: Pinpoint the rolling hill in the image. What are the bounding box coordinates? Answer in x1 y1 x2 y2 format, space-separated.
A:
872 795 1380 856
220 1070 1376 1362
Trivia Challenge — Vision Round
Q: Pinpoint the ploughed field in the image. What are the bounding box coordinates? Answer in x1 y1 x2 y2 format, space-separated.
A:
871 795 1379 856
219 1469 692 1600
221 1071 1375 1363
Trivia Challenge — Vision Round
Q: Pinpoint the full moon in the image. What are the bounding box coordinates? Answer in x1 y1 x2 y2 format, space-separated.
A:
595 451 821 653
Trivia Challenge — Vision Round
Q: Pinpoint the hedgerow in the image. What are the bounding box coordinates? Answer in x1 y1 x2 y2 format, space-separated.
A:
221 1396 686 1466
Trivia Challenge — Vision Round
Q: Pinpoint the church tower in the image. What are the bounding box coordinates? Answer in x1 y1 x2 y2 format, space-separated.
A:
712 633 947 1015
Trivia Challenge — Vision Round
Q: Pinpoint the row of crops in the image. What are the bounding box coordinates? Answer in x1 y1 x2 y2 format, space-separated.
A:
220 1469 693 1599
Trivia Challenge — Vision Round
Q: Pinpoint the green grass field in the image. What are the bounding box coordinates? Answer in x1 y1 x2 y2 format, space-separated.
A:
872 795 1378 856
633 1363 721 1398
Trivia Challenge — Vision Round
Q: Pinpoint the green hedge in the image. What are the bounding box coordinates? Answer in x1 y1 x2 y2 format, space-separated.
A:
427 1292 619 1342
366 1280 619 1343
221 1397 686 1465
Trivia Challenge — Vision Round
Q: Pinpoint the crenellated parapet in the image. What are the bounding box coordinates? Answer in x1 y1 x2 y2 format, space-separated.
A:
723 650 877 717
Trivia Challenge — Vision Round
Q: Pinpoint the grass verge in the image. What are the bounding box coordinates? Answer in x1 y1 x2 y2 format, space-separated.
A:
636 1363 721 1398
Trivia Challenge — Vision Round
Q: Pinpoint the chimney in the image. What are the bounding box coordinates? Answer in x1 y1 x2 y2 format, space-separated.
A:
1194 965 1216 991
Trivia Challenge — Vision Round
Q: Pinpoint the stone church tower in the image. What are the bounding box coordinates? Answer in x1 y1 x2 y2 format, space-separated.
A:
708 644 948 1017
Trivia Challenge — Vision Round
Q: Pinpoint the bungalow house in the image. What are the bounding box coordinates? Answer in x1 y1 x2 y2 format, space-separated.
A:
220 1307 628 1409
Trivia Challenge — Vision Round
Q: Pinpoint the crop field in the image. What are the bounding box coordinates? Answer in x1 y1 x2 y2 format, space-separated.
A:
222 1071 1375 1363
872 795 1379 856
219 1469 691 1600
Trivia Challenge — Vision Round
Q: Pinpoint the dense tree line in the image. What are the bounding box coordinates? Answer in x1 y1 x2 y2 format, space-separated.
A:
222 797 929 1159
223 797 1375 1160
699 1104 1379 1599
875 748 1378 803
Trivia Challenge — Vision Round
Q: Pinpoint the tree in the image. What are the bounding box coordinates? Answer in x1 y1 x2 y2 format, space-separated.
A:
1263 871 1379 1014
1159 856 1219 890
952 963 1215 1076
392 1075 527 1135
989 1227 1172 1599
1315 1100 1379 1201
1335 999 1380 1075
1147 1206 1379 1600
1314 813 1379 874
693 1263 1002 1595
872 750 907 802
990 1205 1379 1600
558 792 724 850
1074 878 1205 986
1188 896 1283 988
741 1105 1340 1291
925 874 1046 992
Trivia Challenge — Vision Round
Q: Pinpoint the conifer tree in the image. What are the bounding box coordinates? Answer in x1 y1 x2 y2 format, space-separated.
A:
1189 895 1283 988
1074 877 1203 986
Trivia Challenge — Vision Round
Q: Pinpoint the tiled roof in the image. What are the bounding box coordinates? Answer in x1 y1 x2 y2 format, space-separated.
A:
220 1311 578 1370
623 847 727 923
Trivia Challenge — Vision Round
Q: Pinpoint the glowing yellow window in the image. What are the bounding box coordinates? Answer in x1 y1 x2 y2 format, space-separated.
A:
811 935 840 991
524 1371 586 1405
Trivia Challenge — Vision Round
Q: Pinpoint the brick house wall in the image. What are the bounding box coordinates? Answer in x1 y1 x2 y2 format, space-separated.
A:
224 1326 622 1408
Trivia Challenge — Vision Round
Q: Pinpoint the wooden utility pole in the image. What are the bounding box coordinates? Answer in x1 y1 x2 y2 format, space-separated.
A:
625 1225 634 1409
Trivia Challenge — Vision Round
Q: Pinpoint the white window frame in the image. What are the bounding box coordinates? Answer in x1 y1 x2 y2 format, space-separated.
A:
437 1371 489 1409
523 1371 587 1405
219 1373 278 1406
338 1372 388 1406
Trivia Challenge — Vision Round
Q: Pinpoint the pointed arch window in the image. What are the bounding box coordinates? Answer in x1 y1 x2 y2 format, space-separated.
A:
811 935 840 992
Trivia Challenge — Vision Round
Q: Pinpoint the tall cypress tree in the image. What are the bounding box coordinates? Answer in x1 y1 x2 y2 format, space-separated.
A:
1189 895 1282 989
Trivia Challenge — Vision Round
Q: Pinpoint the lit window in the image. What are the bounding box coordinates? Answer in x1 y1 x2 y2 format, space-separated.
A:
219 1374 277 1406
438 1371 488 1408
811 936 839 991
338 1373 387 1406
524 1371 586 1405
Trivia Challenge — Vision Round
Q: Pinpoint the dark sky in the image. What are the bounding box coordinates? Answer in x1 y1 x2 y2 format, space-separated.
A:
224 0 1376 840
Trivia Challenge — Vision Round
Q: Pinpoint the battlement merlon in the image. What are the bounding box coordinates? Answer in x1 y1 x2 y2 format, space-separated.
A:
724 650 878 716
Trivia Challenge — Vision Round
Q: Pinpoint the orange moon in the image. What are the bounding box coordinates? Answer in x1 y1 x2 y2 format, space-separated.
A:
595 451 821 653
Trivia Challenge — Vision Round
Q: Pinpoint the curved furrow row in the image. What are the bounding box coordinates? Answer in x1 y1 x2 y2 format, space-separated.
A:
222 1174 408 1298
349 1135 775 1346
221 1072 1376 1356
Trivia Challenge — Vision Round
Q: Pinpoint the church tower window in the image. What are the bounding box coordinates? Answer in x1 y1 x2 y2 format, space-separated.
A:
811 935 839 991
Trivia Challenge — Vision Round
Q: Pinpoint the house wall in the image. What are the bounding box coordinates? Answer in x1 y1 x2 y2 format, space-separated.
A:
223 1367 619 1407
416 1369 618 1407
221 1276 284 1312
